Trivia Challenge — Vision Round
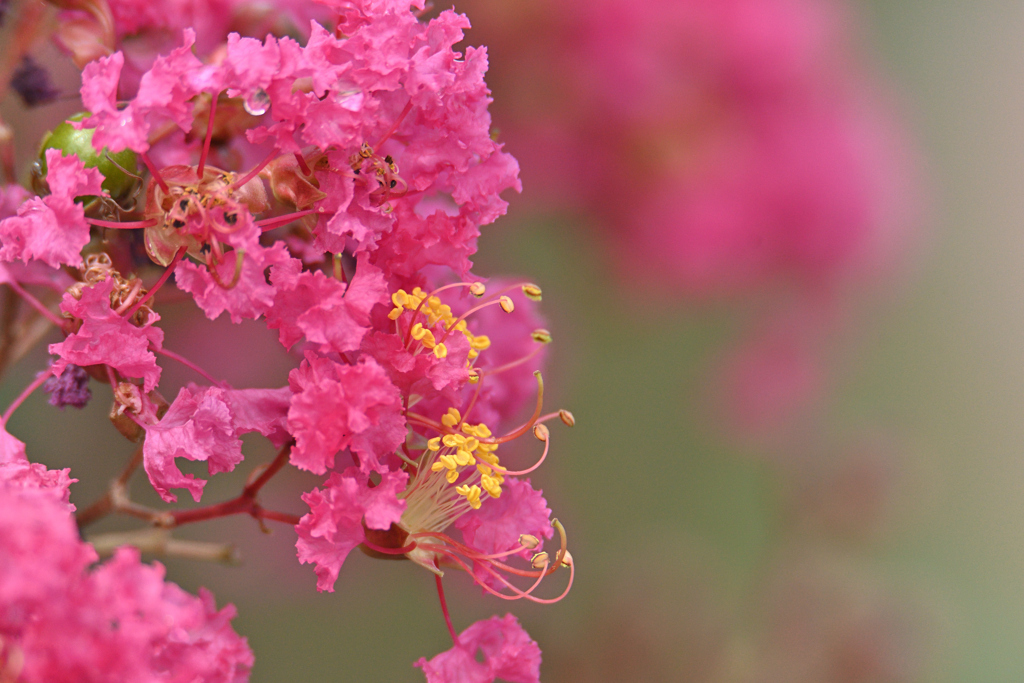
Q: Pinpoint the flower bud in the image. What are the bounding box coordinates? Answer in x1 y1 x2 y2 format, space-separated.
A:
36 113 138 203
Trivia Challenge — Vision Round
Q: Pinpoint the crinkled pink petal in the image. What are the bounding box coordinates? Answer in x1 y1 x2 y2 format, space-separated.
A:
143 384 238 503
49 276 164 391
143 383 291 502
415 614 541 683
267 254 386 353
80 30 204 154
175 241 293 323
362 327 470 409
225 387 292 447
295 466 408 591
287 353 405 474
0 151 105 268
455 478 553 559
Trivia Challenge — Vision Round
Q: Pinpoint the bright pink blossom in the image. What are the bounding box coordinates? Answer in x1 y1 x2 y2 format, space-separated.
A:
267 255 387 353
0 151 105 268
295 466 408 591
415 614 541 683
79 32 205 154
49 276 164 392
286 353 405 474
175 242 293 323
144 384 291 502
0 466 253 682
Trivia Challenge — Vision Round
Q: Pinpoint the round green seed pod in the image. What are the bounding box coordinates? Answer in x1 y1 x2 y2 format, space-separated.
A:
37 112 138 203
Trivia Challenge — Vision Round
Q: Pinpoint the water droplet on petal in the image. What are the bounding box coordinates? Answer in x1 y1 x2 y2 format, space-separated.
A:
243 88 270 116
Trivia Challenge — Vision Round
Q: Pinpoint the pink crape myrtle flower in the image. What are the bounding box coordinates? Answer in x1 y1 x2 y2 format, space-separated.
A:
144 384 291 502
0 150 105 268
415 614 542 683
49 275 164 392
0 462 252 682
295 466 409 591
0 1 573 680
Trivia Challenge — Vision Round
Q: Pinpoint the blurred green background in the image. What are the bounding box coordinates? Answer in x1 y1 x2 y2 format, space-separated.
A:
4 1 1024 681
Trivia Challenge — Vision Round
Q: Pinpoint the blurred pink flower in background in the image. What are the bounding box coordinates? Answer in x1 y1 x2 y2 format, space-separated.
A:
456 0 924 439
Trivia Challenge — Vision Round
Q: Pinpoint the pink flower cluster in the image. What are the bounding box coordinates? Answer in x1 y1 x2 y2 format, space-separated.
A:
0 0 570 679
0 445 252 682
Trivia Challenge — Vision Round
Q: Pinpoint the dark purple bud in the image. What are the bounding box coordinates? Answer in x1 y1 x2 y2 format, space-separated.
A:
43 364 92 409
11 56 59 107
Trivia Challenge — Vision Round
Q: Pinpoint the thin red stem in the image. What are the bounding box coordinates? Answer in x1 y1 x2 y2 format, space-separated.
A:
435 575 459 645
127 247 186 317
294 152 311 176
256 208 319 232
5 280 64 328
494 433 549 477
86 218 158 229
140 152 169 193
228 149 277 191
480 372 544 445
197 91 219 178
362 539 418 555
2 367 53 423
153 346 227 388
374 101 414 152
169 442 294 527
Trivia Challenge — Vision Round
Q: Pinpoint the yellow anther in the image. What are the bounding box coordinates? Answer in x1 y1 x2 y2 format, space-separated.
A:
460 423 476 435
441 409 461 428
453 449 473 467
475 423 492 438
420 330 436 347
533 423 550 441
477 464 493 476
468 349 479 361
433 343 448 359
531 552 550 569
412 287 427 299
522 284 542 301
480 474 502 498
439 454 458 470
469 282 486 297
499 295 514 313
430 462 445 472
559 409 576 427
442 434 460 448
519 534 541 550
470 335 491 350
446 469 460 484
531 329 552 344
388 307 404 320
468 372 480 384
410 322 427 340
427 437 441 451
391 290 409 307
463 437 479 451
456 484 482 509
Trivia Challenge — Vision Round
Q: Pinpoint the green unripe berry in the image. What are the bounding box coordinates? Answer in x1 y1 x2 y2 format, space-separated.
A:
37 112 138 202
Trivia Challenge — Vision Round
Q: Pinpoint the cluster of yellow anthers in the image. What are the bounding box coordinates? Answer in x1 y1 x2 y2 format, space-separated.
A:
388 285 500 366
427 407 502 509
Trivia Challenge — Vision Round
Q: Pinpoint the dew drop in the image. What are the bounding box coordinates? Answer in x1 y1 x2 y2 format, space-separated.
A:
243 88 270 116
